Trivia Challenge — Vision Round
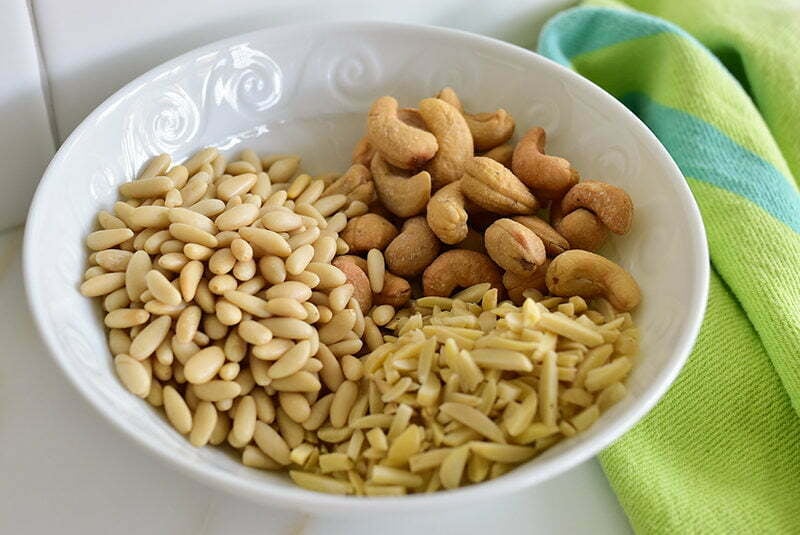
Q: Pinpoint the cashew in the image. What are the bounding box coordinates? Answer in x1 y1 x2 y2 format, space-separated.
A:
373 272 412 308
340 213 399 253
332 256 372 313
419 97 474 188
512 215 569 256
351 137 376 168
546 250 641 311
385 217 441 276
422 250 503 297
560 181 633 234
512 127 579 200
485 219 546 274
334 255 411 308
464 111 515 152
436 87 463 111
460 157 538 215
436 87 515 151
321 164 376 204
370 153 431 218
367 96 438 170
503 260 549 305
426 181 469 244
481 144 513 168
554 209 609 252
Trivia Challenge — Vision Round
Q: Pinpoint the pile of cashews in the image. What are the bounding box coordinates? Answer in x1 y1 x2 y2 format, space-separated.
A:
336 88 641 313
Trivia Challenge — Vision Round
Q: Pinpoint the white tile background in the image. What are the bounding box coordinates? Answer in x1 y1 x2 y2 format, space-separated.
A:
1 1 633 532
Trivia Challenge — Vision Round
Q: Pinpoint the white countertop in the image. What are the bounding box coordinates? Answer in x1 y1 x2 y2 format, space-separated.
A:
0 224 631 533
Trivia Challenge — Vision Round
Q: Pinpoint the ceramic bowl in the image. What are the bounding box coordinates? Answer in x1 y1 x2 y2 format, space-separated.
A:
24 21 708 513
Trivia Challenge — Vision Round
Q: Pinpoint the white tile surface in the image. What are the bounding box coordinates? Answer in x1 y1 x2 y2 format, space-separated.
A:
1 225 631 533
32 0 572 141
0 0 56 230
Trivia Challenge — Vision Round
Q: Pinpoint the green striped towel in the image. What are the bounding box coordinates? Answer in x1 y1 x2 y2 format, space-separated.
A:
538 1 800 532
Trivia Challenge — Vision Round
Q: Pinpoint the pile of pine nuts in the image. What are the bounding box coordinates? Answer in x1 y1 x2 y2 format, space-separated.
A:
81 147 370 463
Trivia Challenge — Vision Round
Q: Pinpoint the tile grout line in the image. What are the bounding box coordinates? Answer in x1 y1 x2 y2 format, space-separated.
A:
25 0 61 148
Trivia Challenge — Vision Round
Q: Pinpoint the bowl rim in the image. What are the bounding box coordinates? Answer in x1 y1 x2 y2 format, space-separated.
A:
23 19 709 513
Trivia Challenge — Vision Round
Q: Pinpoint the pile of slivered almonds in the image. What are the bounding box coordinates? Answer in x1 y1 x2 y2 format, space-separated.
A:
80 87 641 496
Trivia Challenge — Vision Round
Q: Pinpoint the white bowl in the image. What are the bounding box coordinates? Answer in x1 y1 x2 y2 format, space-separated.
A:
24 21 708 513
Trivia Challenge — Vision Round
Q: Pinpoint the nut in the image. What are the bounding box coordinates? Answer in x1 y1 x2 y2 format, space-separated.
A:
503 260 549 305
460 157 539 214
484 219 546 274
419 97 474 188
334 255 411 309
367 96 438 170
464 111 515 152
481 144 513 168
385 217 441 276
436 87 515 151
332 256 372 313
436 87 463 110
512 127 579 200
554 209 609 252
546 250 641 311
512 216 569 256
373 272 412 308
426 181 469 245
560 181 633 234
370 153 431 218
351 136 376 168
321 164 376 204
422 250 503 297
340 214 399 253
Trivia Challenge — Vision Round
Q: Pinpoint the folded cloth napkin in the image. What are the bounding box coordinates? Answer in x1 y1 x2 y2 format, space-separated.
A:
538 1 800 532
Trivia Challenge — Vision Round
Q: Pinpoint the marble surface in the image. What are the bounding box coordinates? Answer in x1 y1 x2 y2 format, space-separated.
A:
1 225 631 533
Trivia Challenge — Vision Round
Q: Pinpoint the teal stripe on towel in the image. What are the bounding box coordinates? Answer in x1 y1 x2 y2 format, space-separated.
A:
620 92 800 233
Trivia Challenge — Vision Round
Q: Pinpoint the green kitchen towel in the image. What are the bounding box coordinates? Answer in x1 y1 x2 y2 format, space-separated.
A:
538 1 800 533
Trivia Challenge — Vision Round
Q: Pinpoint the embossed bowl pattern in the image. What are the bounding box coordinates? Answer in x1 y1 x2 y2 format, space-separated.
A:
24 22 708 513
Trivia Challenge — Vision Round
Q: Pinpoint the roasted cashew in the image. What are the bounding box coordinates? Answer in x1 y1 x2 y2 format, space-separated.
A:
426 181 469 245
464 111 515 152
367 96 438 170
503 259 550 305
512 127 579 200
334 255 411 308
340 213 399 252
422 249 503 297
546 250 641 311
385 217 441 276
481 144 514 168
370 153 431 218
560 181 633 234
419 97 474 188
485 218 546 275
322 164 376 204
436 87 515 151
373 272 412 308
554 209 609 252
460 157 539 215
332 256 372 313
351 137 375 168
512 215 569 256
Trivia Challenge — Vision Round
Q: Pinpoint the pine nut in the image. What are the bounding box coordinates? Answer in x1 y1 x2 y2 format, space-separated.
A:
189 401 217 446
86 228 134 251
366 249 385 293
80 272 126 297
119 177 172 199
104 308 149 328
163 385 193 434
114 354 151 397
129 316 171 360
193 380 241 402
239 227 291 257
